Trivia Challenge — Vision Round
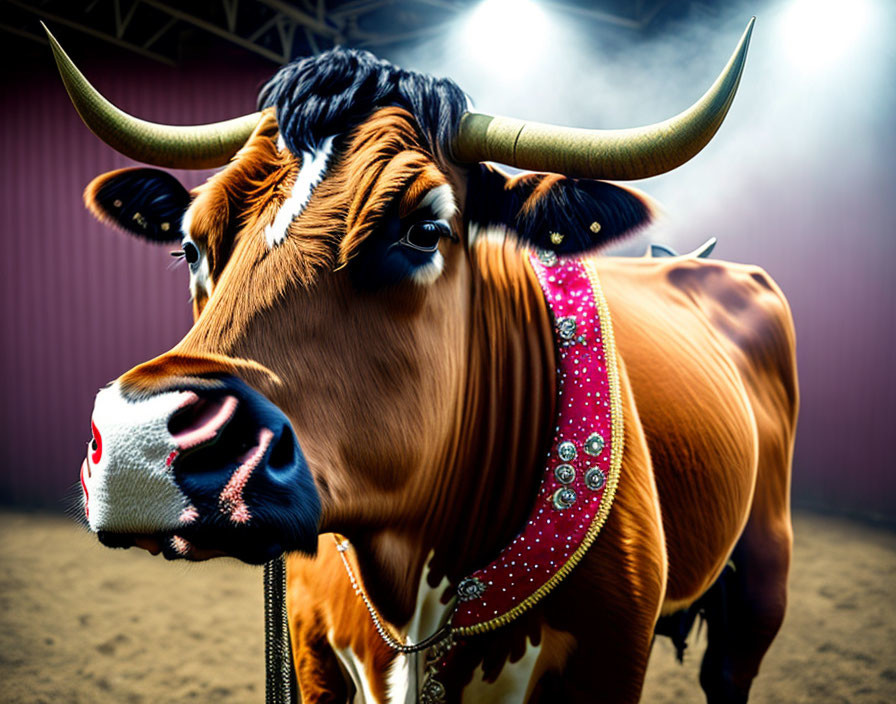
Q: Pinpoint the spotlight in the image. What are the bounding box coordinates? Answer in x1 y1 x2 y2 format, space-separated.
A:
462 0 552 70
779 0 873 72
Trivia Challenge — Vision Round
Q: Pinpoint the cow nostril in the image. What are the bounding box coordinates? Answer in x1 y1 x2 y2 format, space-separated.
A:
168 397 211 436
268 429 294 470
168 394 239 451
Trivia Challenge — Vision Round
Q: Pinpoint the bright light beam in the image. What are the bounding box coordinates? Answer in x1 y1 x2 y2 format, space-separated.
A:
779 0 873 73
462 0 552 73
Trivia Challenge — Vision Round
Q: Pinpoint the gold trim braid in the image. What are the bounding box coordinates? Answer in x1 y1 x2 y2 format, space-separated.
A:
452 258 625 637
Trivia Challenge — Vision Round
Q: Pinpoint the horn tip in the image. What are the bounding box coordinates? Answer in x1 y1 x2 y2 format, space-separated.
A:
40 20 58 45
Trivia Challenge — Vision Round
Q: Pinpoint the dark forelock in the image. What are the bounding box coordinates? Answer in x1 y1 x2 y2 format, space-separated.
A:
258 47 469 160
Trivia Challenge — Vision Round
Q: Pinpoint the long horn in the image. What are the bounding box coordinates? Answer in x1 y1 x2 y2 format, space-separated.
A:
43 23 262 169
453 18 755 180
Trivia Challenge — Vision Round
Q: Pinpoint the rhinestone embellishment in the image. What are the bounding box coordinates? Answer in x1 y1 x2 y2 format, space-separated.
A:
420 677 447 704
536 249 558 267
584 432 605 457
552 487 577 510
457 577 486 602
585 467 606 491
557 317 577 341
554 463 575 484
557 440 577 462
549 231 565 245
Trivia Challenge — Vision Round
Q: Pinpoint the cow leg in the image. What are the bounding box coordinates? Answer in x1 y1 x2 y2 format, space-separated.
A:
698 448 793 702
292 620 350 703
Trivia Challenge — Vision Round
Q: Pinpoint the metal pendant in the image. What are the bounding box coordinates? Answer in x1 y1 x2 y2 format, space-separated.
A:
536 249 558 267
557 440 577 462
584 432 605 457
457 577 486 602
420 675 447 704
552 487 577 510
557 317 577 341
585 467 606 491
554 463 576 484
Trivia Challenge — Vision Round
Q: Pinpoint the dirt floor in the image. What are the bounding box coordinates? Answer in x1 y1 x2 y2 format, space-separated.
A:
1 510 894 703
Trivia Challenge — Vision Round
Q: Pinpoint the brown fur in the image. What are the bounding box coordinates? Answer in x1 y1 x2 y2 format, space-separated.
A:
92 107 796 702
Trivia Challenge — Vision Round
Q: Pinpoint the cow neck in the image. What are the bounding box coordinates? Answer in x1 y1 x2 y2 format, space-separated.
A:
347 238 557 628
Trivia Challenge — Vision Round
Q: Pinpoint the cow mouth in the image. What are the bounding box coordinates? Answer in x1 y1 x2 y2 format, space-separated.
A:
96 527 283 564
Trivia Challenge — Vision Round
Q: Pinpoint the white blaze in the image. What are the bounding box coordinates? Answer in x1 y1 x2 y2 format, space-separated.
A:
265 136 335 248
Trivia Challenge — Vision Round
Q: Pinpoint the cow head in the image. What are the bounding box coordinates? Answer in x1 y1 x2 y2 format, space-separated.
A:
50 21 753 565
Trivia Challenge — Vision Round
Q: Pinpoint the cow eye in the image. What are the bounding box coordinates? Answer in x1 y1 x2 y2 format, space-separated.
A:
401 220 449 252
182 241 200 267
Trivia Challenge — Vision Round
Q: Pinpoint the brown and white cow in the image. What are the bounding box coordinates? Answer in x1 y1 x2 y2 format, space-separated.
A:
49 18 796 703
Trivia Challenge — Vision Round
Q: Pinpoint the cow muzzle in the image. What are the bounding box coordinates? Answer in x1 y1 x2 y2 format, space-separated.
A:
82 376 321 564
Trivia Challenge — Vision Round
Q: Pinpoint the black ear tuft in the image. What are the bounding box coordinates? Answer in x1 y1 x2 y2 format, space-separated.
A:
467 165 654 255
84 168 190 243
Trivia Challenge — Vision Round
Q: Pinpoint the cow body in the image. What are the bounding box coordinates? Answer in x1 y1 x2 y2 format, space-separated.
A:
285 249 797 703
46 20 792 703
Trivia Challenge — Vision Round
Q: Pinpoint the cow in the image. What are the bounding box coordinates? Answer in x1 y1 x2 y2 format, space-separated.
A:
48 17 797 703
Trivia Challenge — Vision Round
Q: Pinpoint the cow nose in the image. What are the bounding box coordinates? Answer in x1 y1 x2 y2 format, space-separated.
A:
85 375 320 560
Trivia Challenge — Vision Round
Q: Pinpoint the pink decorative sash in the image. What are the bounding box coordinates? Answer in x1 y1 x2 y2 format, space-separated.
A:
450 251 624 635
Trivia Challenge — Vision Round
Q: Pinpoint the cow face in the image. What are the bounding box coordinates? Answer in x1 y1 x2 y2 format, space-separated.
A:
80 104 653 563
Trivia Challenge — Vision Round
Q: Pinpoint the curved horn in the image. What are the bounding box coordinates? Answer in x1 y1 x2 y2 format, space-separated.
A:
453 18 755 180
42 23 262 170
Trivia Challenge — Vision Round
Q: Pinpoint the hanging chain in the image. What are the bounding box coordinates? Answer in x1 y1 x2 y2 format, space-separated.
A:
264 554 294 704
332 536 454 654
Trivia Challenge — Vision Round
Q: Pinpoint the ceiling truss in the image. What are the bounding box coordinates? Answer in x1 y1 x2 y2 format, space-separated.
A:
2 0 674 65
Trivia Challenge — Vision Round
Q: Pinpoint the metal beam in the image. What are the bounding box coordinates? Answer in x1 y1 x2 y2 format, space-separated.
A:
142 15 176 49
221 0 239 33
248 14 279 42
275 14 296 62
141 0 286 63
113 0 140 39
8 0 176 65
0 22 46 44
255 0 337 37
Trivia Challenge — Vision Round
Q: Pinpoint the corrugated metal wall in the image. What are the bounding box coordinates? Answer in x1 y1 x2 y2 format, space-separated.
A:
0 50 271 509
1 44 894 518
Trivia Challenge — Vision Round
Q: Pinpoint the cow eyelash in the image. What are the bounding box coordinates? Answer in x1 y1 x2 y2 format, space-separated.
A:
399 219 454 252
169 250 185 258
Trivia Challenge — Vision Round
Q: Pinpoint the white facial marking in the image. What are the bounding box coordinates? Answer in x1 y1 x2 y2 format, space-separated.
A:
86 382 194 533
265 135 335 248
408 251 444 286
418 184 457 221
189 245 212 300
179 208 212 300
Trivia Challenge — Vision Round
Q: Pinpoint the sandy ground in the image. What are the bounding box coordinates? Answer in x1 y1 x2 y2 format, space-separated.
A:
1 510 894 703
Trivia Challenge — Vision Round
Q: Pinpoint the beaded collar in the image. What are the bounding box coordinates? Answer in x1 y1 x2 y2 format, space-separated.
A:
449 250 624 636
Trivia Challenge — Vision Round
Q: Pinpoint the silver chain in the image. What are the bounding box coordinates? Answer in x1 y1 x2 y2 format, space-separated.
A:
264 555 294 704
333 536 454 654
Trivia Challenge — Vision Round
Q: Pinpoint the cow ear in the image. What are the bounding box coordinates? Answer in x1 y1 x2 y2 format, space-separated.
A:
84 168 190 243
466 164 654 255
